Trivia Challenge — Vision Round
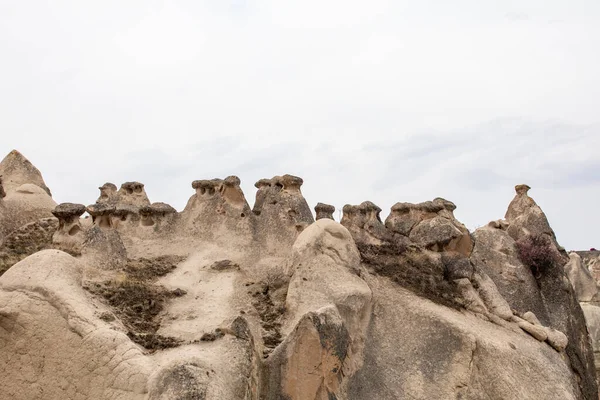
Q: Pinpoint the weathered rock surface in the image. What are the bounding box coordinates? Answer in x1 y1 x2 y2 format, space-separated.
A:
0 149 51 196
474 185 597 399
0 153 596 400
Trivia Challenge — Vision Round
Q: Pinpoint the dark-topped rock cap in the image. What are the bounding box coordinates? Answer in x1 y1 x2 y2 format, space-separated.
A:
342 204 358 214
433 197 457 211
315 203 335 220
254 178 273 189
120 181 145 191
192 179 223 190
280 174 303 188
515 184 531 195
390 201 443 213
315 203 335 213
112 204 139 216
99 182 117 191
140 202 177 215
52 203 86 219
86 203 116 216
223 176 241 187
359 201 382 213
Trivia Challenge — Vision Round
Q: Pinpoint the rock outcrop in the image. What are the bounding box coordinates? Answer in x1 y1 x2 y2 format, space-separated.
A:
0 150 57 270
253 175 314 255
472 185 597 399
0 152 596 400
0 149 51 196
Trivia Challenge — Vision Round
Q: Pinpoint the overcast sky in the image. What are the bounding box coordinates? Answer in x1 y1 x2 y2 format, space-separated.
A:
1 1 599 250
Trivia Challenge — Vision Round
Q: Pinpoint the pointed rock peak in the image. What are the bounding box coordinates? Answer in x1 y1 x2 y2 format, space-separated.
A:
505 184 537 222
0 149 51 196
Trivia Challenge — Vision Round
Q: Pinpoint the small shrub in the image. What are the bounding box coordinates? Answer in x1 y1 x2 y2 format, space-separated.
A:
515 234 560 278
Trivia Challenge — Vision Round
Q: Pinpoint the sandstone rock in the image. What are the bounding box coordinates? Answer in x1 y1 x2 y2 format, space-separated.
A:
341 201 390 245
565 252 598 302
523 311 542 326
117 181 151 206
499 184 597 398
513 316 548 341
0 217 58 276
472 272 513 321
96 182 118 204
0 149 51 196
581 303 600 377
0 175 6 198
0 183 57 240
52 203 86 255
441 252 474 281
0 159 597 400
347 275 579 400
471 226 549 323
314 202 335 220
266 219 372 399
385 198 472 256
81 225 127 269
87 203 116 228
252 175 314 255
505 184 555 243
139 202 178 230
545 327 569 352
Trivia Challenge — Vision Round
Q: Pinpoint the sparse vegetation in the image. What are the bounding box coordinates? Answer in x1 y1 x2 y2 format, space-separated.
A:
85 256 186 351
515 234 561 278
357 241 464 309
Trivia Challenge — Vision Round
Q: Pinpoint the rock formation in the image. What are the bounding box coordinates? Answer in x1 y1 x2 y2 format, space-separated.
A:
0 151 57 272
0 148 597 400
0 149 52 196
314 202 335 220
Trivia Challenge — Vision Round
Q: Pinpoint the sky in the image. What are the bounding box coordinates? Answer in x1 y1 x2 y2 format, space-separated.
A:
1 0 599 250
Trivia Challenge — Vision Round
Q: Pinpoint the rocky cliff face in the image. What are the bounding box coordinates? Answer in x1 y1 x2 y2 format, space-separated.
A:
0 149 597 400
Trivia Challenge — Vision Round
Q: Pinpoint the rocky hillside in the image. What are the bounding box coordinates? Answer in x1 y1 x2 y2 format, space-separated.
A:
0 150 597 400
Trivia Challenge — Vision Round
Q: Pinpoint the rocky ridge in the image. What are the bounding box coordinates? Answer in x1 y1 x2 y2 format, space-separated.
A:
0 149 597 400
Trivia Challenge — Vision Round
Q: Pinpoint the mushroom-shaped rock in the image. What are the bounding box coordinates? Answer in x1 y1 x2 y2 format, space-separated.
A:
385 201 444 236
117 181 150 206
341 201 390 245
112 204 140 222
182 176 253 244
86 203 115 229
96 182 118 204
384 198 473 256
52 203 86 255
279 174 303 192
139 202 178 228
315 202 335 220
52 203 86 220
0 149 52 196
252 175 314 255
505 184 553 240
